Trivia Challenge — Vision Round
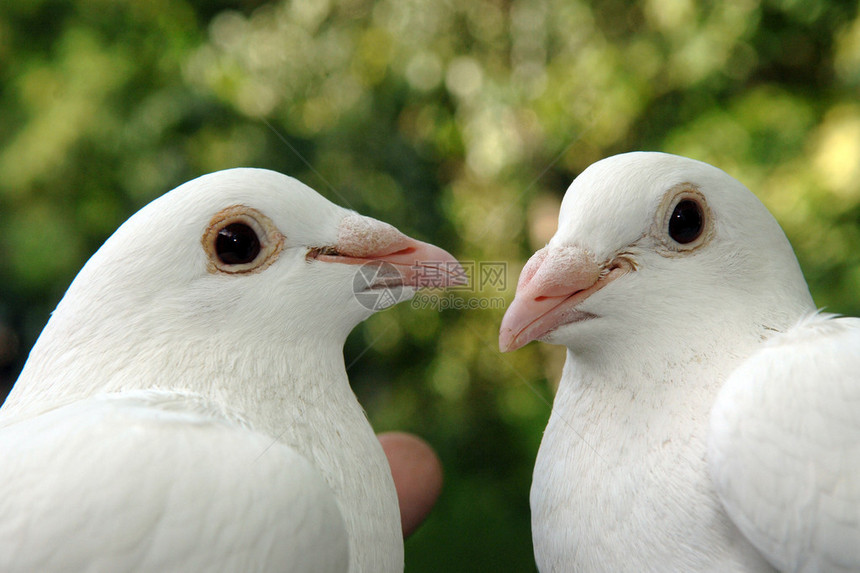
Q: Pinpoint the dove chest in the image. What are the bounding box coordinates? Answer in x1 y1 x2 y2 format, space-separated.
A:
530 377 772 572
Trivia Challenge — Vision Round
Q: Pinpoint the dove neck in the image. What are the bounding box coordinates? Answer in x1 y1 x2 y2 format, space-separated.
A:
219 337 358 436
535 344 774 571
221 337 403 573
532 322 783 571
554 311 784 412
3 307 354 423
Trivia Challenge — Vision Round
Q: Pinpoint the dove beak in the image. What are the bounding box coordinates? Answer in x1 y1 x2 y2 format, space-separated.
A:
499 246 633 352
308 213 466 289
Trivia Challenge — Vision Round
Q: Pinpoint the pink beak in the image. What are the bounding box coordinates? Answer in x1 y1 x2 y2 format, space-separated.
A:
499 246 633 352
309 213 466 288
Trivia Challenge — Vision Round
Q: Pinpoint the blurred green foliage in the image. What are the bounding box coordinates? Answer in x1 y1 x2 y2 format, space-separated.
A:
1 0 860 570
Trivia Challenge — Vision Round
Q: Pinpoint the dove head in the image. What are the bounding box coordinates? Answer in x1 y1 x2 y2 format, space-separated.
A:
9 168 462 413
70 168 461 340
500 152 815 363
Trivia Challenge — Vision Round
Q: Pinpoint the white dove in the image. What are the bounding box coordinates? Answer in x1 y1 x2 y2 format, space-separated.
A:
0 168 462 572
500 152 860 572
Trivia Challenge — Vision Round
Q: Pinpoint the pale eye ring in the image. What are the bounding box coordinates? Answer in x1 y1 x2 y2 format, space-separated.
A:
202 205 284 274
654 184 713 254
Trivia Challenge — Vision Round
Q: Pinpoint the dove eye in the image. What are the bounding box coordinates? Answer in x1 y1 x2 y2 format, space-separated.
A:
203 205 284 274
668 199 704 244
216 223 261 265
655 185 712 254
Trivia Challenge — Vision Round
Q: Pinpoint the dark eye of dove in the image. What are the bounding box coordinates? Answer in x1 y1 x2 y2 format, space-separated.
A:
654 185 713 254
669 198 705 245
217 223 261 265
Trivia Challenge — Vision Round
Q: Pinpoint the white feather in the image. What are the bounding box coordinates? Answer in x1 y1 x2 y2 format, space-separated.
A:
710 313 860 572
